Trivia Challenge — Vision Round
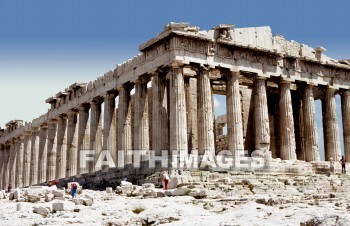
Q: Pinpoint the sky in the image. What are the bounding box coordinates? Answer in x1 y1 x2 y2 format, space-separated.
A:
1 0 350 159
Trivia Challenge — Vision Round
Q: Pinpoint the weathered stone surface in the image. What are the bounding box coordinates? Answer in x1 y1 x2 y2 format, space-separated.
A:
33 206 50 216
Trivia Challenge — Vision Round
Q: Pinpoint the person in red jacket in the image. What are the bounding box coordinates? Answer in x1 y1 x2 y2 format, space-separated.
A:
340 156 346 173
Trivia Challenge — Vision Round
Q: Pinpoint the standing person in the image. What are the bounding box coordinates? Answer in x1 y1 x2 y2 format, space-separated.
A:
71 182 78 198
162 171 170 190
53 179 59 187
340 156 346 173
7 183 12 193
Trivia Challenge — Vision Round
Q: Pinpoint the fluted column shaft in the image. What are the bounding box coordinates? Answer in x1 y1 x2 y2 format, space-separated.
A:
78 104 90 174
46 120 57 181
23 132 32 187
226 72 244 161
3 144 10 189
169 67 188 153
0 146 4 189
56 114 67 179
254 77 270 150
134 81 150 161
67 110 79 177
9 139 17 187
279 81 296 160
185 77 198 152
303 85 319 161
197 68 215 155
89 101 102 172
341 90 350 163
323 87 341 161
152 73 169 156
29 128 39 185
103 94 117 167
118 85 132 164
15 137 24 188
38 125 48 183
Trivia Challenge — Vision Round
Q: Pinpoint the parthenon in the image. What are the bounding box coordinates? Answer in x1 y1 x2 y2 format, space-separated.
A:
1 22 350 189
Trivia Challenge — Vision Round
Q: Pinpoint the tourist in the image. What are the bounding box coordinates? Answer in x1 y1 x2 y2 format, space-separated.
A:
53 179 59 186
339 156 346 173
71 182 78 198
7 183 12 193
162 171 170 190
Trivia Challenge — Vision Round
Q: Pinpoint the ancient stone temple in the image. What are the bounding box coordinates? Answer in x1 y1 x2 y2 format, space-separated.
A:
1 22 350 189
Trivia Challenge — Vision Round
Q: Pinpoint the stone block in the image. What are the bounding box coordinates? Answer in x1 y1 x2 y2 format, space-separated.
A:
27 186 48 196
45 193 54 202
156 191 165 198
53 190 65 197
52 202 65 211
164 190 173 196
33 206 50 216
13 189 21 200
173 187 190 196
106 187 113 193
142 183 155 189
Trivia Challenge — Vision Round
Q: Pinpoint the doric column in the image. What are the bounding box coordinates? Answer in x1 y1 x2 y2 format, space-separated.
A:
226 71 244 162
46 119 58 181
22 131 32 187
341 90 350 163
303 84 319 161
134 79 150 161
169 66 188 153
103 93 117 167
279 81 296 160
29 127 39 185
197 68 215 155
186 77 198 152
322 87 341 161
78 104 90 174
2 143 10 189
152 72 169 156
15 136 24 188
118 84 133 164
67 109 79 177
38 124 48 184
56 114 67 179
0 145 4 189
253 76 270 151
89 100 102 172
9 138 17 187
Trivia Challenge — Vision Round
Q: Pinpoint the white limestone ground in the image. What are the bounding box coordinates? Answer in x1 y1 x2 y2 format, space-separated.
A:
1 174 350 226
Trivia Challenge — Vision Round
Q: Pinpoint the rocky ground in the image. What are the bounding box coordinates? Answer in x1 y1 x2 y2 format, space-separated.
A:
1 173 350 226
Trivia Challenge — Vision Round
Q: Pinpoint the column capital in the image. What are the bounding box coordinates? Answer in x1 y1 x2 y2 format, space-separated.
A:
67 109 79 116
59 113 68 120
24 130 32 136
48 118 58 124
116 82 134 92
79 103 90 111
104 91 117 99
254 75 267 80
340 89 350 96
40 123 48 129
227 70 240 78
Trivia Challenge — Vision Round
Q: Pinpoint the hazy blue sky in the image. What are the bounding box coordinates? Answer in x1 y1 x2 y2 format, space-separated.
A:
1 0 349 159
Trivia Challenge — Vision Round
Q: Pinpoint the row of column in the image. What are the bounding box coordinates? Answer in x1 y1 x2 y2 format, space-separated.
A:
2 66 350 189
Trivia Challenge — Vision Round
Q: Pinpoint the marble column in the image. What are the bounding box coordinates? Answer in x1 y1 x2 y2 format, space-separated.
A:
0 145 4 189
56 114 67 179
3 143 10 189
279 81 296 160
89 100 102 172
169 67 188 153
29 128 39 185
38 124 48 184
78 104 90 174
103 93 117 167
152 72 168 156
341 90 350 163
322 87 341 161
67 109 79 177
303 84 319 161
22 131 32 187
226 71 244 162
118 85 133 164
185 77 198 153
9 138 17 187
253 76 270 151
134 80 150 161
15 136 24 188
197 68 215 155
46 120 58 181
